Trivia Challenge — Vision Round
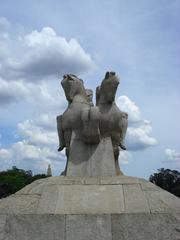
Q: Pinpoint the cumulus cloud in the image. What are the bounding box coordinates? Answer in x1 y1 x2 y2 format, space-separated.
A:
0 22 96 81
117 95 157 151
0 141 65 174
17 119 57 146
117 96 141 123
164 148 180 164
0 78 29 105
0 77 66 110
119 151 132 165
0 114 66 174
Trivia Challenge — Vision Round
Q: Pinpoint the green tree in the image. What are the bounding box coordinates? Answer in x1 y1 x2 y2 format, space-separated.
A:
149 168 180 198
0 166 47 199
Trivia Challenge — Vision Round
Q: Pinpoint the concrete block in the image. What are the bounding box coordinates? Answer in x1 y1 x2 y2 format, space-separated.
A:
6 214 65 240
16 179 45 194
123 184 150 213
111 213 180 240
0 215 7 240
55 185 124 214
67 133 116 177
66 214 112 240
48 176 85 185
145 190 180 213
100 176 139 185
139 179 162 191
37 185 59 214
0 195 40 214
84 177 100 185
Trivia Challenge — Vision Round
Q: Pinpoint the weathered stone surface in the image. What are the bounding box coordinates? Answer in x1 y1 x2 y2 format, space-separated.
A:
57 72 128 177
145 189 180 213
0 215 6 240
55 185 124 214
111 213 180 240
0 213 179 240
1 176 180 215
96 72 128 175
37 184 59 214
16 179 45 194
139 178 162 191
45 176 85 185
0 194 40 214
100 175 139 185
66 215 112 240
5 215 65 240
84 177 100 185
67 133 116 177
123 184 150 213
0 176 180 239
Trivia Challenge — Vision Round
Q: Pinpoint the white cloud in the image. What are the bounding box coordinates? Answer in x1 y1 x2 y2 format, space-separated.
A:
17 119 57 146
126 121 157 151
117 95 157 151
164 148 180 163
36 114 56 129
0 112 66 174
0 77 66 112
117 95 141 123
0 141 65 174
0 78 29 105
0 23 96 81
119 151 132 165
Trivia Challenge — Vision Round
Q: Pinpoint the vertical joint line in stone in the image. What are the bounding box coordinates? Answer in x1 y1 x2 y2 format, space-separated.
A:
65 214 67 240
122 185 126 213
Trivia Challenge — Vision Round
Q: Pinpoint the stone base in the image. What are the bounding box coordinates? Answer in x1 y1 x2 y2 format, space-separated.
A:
0 176 180 239
67 134 116 177
1 213 180 240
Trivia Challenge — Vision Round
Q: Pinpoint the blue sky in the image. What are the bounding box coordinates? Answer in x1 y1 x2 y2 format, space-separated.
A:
0 0 179 178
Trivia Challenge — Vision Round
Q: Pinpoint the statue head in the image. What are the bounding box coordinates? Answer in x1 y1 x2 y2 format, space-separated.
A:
61 74 87 103
97 71 119 104
85 89 93 104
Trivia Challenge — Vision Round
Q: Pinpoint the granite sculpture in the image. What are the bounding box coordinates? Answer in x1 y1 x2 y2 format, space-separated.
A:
57 71 128 176
96 72 128 175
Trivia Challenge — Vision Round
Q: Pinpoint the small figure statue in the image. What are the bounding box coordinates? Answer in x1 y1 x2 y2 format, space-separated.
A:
47 164 52 177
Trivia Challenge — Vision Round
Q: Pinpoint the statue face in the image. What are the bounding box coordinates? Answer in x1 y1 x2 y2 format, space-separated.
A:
100 72 119 103
85 89 93 103
61 74 83 102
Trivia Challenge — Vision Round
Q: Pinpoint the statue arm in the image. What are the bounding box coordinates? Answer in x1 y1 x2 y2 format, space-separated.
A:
56 115 65 151
118 111 128 149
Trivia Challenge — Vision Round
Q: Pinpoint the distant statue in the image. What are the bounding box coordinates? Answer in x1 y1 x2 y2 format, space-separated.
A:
57 71 128 176
96 72 128 175
47 164 52 177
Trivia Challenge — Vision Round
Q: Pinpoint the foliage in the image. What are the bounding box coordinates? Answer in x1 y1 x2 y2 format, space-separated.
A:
149 168 180 198
0 166 47 199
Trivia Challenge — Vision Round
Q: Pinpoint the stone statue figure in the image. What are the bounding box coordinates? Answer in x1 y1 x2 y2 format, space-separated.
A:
57 74 100 175
57 71 128 176
96 71 128 175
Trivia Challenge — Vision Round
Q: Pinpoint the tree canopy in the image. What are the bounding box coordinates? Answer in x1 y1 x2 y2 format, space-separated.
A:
149 168 180 198
0 166 47 199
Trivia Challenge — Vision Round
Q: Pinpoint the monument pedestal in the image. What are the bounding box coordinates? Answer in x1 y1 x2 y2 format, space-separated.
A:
67 133 116 177
0 175 180 239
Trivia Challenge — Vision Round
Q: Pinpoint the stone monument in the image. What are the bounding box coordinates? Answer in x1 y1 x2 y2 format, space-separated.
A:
0 71 180 240
57 72 128 176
